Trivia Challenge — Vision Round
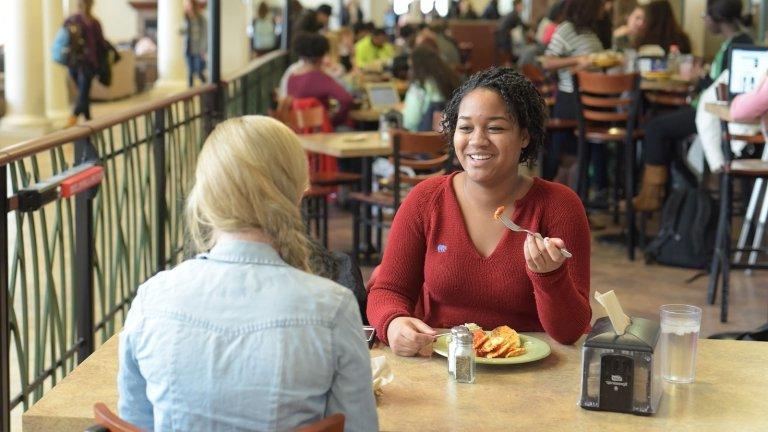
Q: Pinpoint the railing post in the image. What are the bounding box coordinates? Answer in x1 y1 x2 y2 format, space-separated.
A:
74 137 97 363
242 72 249 116
281 0 293 51
153 108 167 271
1 164 11 432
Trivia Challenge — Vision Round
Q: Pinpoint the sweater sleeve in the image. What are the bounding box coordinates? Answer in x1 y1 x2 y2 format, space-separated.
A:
366 180 435 344
526 185 591 345
323 73 354 125
730 77 768 122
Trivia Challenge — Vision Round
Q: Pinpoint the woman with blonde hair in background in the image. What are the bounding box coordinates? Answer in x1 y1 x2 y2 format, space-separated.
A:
118 116 378 431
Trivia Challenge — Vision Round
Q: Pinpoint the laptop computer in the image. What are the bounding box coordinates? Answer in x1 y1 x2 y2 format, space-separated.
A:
365 82 401 111
728 44 768 100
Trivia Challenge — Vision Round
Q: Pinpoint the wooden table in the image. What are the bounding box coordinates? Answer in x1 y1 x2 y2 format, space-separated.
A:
349 108 382 123
299 131 390 158
22 333 768 431
640 78 694 93
704 102 737 123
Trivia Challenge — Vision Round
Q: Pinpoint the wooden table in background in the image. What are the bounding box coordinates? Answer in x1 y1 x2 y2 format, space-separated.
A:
349 108 381 123
22 333 768 431
640 78 695 93
299 131 389 158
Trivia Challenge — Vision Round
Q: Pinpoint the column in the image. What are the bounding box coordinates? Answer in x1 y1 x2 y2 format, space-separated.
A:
155 0 187 89
44 0 72 127
220 0 250 76
1 0 51 132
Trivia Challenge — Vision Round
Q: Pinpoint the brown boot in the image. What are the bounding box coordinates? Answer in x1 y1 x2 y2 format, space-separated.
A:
632 164 668 212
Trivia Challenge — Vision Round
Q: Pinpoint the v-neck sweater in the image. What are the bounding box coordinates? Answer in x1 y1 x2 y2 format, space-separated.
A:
367 172 592 345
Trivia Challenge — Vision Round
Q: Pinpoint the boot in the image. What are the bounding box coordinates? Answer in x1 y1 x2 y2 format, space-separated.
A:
632 164 668 212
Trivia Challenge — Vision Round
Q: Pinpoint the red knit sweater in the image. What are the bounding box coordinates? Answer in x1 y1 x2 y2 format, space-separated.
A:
367 173 592 345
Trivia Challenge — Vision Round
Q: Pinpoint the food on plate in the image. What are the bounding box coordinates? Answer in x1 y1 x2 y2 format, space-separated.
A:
493 206 506 221
590 51 623 67
471 325 526 358
463 322 481 332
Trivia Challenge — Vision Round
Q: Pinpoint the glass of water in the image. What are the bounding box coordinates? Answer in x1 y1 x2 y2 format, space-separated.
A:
659 304 702 383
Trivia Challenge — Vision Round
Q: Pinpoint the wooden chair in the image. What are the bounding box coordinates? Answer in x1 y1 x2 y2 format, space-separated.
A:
574 70 643 260
302 186 333 247
86 403 143 432
295 413 345 432
708 84 768 322
348 130 450 263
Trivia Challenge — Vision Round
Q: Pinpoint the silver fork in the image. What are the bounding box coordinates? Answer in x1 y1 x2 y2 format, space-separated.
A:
497 214 573 259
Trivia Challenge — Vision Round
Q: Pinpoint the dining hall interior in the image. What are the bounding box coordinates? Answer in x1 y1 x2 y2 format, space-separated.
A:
0 0 767 430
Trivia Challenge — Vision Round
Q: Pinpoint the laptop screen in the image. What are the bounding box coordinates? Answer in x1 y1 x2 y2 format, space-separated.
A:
729 44 768 99
367 85 400 108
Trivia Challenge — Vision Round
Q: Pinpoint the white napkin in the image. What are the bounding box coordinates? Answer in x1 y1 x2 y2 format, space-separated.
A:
594 290 631 335
371 356 394 396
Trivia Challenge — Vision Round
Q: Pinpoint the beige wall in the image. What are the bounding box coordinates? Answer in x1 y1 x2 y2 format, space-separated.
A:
93 0 140 43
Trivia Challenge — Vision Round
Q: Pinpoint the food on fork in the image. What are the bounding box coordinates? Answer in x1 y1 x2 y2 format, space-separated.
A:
493 206 506 221
471 325 526 358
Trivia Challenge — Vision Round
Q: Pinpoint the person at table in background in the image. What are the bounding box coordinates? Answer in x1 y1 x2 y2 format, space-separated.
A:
367 68 592 357
453 0 478 20
540 0 605 187
496 0 526 66
633 0 691 55
181 0 207 87
730 74 768 125
118 116 378 431
481 0 500 20
63 0 107 125
594 0 614 50
286 33 354 126
633 0 752 212
354 28 395 70
293 3 332 35
341 0 363 26
401 45 461 131
612 5 645 51
249 1 276 55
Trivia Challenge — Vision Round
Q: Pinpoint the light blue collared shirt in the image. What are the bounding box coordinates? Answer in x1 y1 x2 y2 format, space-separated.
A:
118 240 378 431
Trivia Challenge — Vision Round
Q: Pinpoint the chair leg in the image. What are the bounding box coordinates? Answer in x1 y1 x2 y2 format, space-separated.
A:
352 200 361 263
720 171 733 323
376 207 384 262
625 140 636 261
321 196 329 248
576 136 591 203
613 143 621 224
708 172 730 305
747 179 768 267
735 177 763 264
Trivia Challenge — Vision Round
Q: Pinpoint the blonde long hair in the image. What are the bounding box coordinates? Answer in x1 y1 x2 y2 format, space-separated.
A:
186 115 312 271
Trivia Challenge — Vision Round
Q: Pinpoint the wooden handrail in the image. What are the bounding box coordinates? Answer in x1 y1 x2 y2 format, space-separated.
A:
0 84 216 166
222 50 288 83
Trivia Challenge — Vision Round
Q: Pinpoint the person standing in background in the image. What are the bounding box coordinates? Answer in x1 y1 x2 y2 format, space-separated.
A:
63 0 107 125
341 0 363 26
182 0 207 87
294 4 333 35
496 0 526 65
481 0 500 20
250 2 276 55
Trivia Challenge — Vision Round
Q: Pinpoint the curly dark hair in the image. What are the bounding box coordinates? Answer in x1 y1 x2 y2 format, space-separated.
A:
292 32 329 62
440 67 547 167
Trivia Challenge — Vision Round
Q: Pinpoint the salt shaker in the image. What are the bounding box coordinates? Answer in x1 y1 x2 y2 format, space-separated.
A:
447 326 470 377
452 332 476 384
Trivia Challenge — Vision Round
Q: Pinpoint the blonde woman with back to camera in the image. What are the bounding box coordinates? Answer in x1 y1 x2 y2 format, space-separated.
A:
117 116 378 431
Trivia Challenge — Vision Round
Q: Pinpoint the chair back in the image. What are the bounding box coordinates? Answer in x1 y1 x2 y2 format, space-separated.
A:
574 71 641 142
521 63 555 108
390 130 450 208
289 98 333 134
90 403 144 432
295 413 345 432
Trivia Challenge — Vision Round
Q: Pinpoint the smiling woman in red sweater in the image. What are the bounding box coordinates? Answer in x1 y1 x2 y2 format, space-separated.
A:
367 68 591 356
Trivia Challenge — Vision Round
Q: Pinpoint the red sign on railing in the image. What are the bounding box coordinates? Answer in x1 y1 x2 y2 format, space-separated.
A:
59 166 104 199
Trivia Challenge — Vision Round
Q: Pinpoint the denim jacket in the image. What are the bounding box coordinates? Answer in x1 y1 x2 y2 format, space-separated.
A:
118 240 378 431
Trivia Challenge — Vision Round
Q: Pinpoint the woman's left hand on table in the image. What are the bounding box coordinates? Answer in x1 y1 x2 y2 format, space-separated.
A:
524 234 566 273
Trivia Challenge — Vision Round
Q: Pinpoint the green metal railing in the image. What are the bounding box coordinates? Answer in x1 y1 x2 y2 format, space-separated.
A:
1 50 289 431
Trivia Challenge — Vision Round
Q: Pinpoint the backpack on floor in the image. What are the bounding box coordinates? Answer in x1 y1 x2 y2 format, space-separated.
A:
644 185 716 269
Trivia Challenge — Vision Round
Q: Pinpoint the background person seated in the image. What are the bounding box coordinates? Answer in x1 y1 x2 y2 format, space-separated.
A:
401 45 460 131
118 116 378 431
354 28 395 70
286 33 354 126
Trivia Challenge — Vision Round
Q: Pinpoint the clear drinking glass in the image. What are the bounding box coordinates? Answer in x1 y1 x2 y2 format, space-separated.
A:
659 305 702 383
